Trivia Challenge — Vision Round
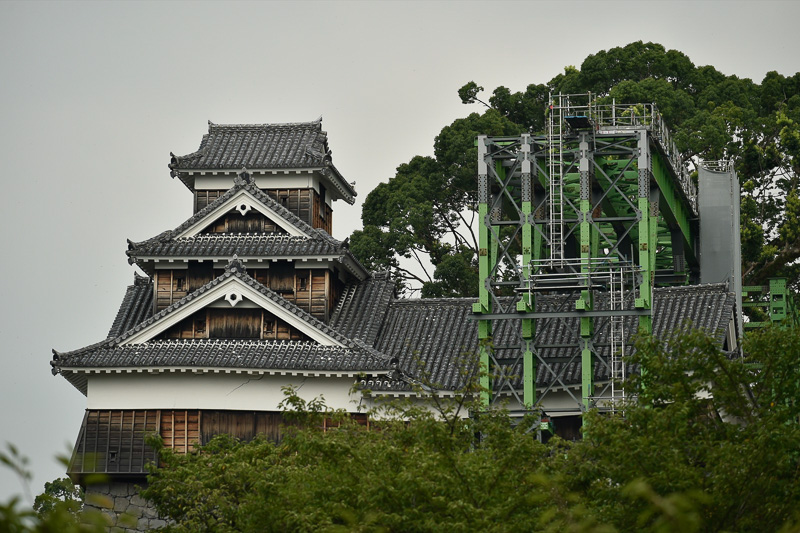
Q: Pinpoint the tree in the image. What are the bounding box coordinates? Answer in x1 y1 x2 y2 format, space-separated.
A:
0 446 106 533
32 477 83 519
563 326 800 532
351 110 523 295
141 326 800 532
351 41 800 296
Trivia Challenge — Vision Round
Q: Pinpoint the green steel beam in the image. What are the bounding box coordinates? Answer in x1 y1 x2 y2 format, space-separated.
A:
652 151 697 266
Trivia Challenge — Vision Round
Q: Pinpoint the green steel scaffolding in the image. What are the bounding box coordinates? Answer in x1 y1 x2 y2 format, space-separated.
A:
474 93 699 416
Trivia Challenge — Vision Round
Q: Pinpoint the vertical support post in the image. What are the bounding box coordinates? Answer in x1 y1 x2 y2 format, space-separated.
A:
518 135 535 406
636 130 653 334
577 133 594 411
474 136 492 406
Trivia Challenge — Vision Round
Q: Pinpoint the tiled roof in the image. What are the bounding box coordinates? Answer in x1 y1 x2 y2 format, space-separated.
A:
128 233 344 260
107 273 153 339
57 340 390 395
364 284 737 392
126 172 368 279
52 259 392 392
168 120 356 202
330 271 395 345
171 120 332 171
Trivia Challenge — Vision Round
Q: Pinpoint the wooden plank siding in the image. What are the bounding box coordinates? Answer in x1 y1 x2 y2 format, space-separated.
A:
159 410 201 455
158 308 310 341
199 212 287 234
69 410 160 476
194 187 332 233
194 190 224 213
69 409 371 477
154 264 336 322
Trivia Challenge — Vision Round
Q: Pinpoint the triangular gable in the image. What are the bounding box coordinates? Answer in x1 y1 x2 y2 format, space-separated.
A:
132 170 318 247
121 271 344 347
174 187 309 239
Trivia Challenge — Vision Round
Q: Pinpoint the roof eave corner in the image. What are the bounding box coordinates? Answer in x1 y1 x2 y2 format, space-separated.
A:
318 165 356 205
342 252 370 282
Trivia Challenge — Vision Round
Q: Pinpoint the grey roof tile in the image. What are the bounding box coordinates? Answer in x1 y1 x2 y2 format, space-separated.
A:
330 271 395 345
52 259 392 387
125 172 367 278
168 120 356 202
58 339 390 395
367 284 737 392
128 234 344 259
107 273 153 339
171 120 331 171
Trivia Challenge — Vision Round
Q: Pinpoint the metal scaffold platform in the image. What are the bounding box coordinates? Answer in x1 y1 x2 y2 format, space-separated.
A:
473 93 700 418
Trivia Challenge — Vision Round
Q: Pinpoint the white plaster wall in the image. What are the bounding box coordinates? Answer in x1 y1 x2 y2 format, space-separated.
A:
86 372 367 412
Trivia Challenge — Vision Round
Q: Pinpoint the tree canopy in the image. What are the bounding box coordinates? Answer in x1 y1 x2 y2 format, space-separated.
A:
138 326 800 532
351 41 800 296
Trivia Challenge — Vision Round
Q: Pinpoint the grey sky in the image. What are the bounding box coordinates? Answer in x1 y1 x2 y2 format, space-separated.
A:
1 0 798 503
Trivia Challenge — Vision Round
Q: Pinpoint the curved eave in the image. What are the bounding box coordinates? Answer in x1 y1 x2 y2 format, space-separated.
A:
57 366 390 396
128 254 369 282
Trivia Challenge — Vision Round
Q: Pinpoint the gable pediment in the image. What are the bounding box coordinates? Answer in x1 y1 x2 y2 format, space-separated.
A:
121 274 344 347
175 188 309 238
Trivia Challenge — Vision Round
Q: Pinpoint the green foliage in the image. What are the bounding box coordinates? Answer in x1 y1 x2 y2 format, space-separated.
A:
139 327 800 532
352 41 800 296
33 477 83 519
352 111 523 295
0 445 106 533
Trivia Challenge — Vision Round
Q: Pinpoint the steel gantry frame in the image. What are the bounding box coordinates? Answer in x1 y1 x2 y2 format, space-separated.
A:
473 94 699 416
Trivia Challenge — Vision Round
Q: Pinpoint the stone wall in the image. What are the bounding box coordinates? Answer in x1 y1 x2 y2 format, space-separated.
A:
84 481 167 532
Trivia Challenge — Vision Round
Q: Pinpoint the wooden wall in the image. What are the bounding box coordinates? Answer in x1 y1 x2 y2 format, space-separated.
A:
69 409 372 476
200 212 287 234
70 410 160 475
154 265 340 323
158 308 310 341
193 187 332 233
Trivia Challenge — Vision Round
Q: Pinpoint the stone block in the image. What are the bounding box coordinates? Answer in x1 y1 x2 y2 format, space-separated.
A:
125 505 144 519
130 493 147 507
118 510 140 528
111 482 132 497
114 497 130 513
101 508 118 526
87 482 110 494
86 491 114 510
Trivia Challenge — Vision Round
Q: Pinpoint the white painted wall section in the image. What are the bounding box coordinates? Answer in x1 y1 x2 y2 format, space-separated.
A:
87 373 366 412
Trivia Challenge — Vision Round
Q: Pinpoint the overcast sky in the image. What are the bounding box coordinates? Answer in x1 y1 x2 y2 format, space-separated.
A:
1 0 798 504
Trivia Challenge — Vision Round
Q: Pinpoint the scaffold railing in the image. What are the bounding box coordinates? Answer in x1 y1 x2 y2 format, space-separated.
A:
549 94 697 214
700 159 734 173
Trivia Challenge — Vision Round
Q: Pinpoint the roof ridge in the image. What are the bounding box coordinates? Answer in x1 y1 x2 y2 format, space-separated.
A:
207 119 322 130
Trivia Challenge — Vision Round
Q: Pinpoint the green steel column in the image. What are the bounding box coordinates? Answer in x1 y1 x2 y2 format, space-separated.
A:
474 136 492 405
517 135 535 406
769 278 788 323
636 131 653 334
577 134 594 411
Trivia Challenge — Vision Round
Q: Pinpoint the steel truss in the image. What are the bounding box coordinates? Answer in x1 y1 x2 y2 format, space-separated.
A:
473 94 699 417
